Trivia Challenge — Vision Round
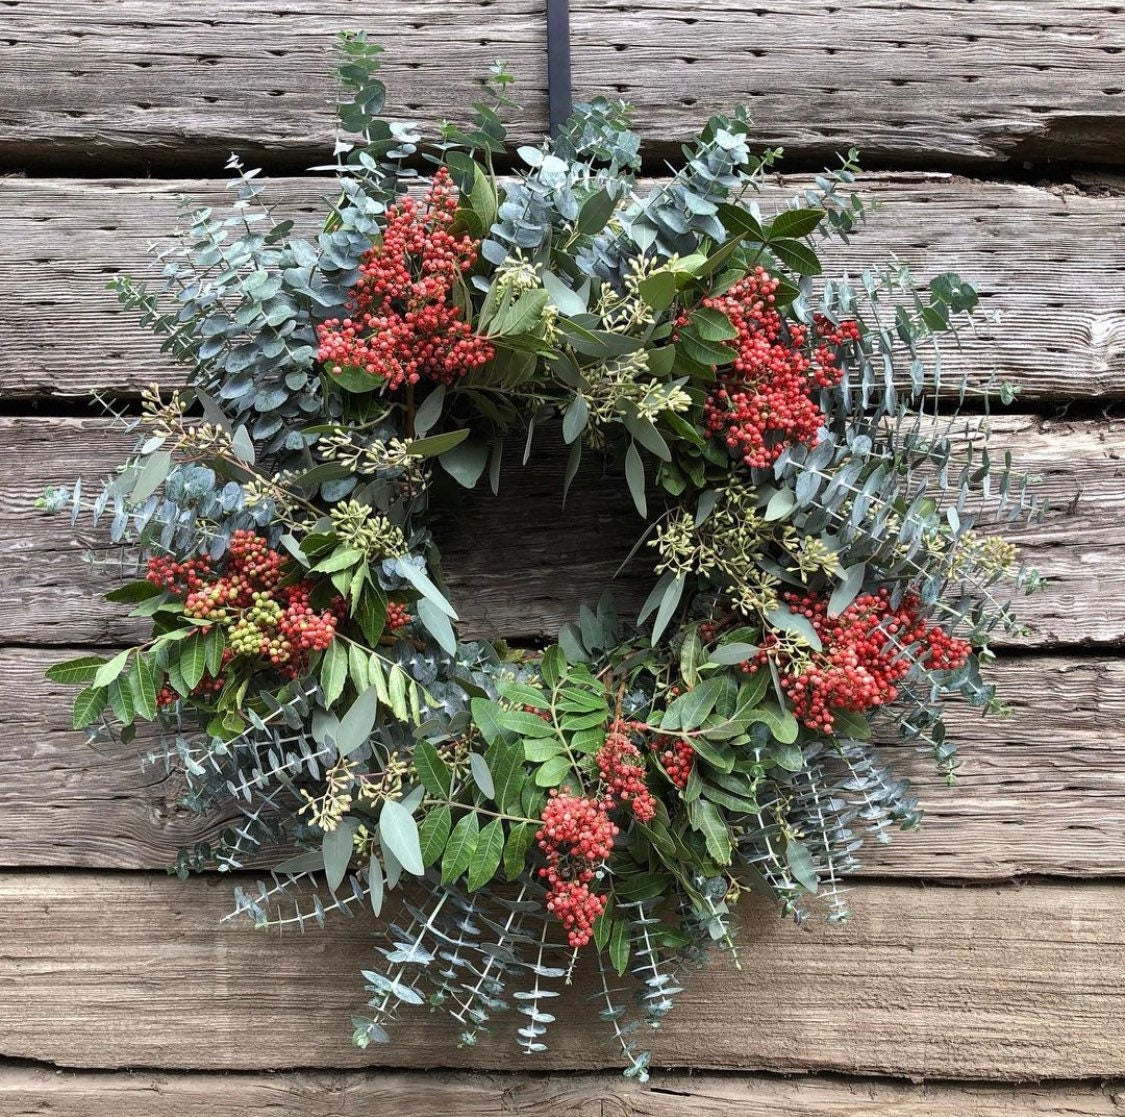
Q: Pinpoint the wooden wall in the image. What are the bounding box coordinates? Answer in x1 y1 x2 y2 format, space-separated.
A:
1 2 1124 1113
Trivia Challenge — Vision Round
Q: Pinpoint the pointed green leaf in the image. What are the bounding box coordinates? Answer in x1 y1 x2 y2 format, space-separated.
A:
651 573 685 645
312 547 365 574
707 642 758 666
368 855 384 915
441 811 480 884
413 739 453 798
418 805 452 868
692 307 739 342
92 649 130 690
179 636 207 691
769 207 826 239
497 681 549 709
319 639 348 706
662 674 725 732
489 741 527 815
108 676 135 725
348 642 370 692
231 424 256 464
746 701 800 744
503 821 535 881
129 655 159 721
72 685 108 730
541 271 586 316
575 186 616 236
638 270 678 312
765 488 797 521
104 581 162 605
770 237 822 276
691 799 733 865
610 916 631 975
46 655 107 686
497 708 556 738
534 754 573 787
467 818 505 891
203 626 226 677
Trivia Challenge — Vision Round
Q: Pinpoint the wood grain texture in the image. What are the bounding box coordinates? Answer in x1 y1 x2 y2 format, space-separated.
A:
3 415 1122 650
572 0 1125 166
3 646 1123 877
2 175 1123 400
2 2 1124 168
0 873 1121 1079
0 0 547 170
2 1067 1122 1116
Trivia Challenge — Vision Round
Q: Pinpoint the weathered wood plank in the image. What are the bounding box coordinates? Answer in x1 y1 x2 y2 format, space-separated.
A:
3 3 1124 167
0 873 1121 1079
3 415 1121 650
573 0 1125 167
3 647 1123 877
0 0 547 170
2 175 1122 400
2 1067 1121 1116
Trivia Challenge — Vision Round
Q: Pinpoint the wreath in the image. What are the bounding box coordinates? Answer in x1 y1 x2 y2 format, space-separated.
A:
44 34 1041 1078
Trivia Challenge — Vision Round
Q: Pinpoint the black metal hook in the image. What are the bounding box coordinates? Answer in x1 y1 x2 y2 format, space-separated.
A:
546 0 572 137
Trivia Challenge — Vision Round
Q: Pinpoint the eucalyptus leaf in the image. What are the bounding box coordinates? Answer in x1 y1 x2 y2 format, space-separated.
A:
625 441 646 518
828 562 866 618
416 597 457 656
767 606 824 652
336 686 379 757
130 451 173 503
379 799 425 877
439 439 489 488
323 817 360 892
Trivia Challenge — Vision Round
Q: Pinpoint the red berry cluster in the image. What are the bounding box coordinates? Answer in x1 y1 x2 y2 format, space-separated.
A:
650 734 695 789
536 791 618 947
745 588 971 732
276 583 340 668
149 531 341 707
697 268 859 469
316 167 494 391
157 672 224 709
385 601 412 632
596 721 657 823
146 554 212 593
534 718 665 946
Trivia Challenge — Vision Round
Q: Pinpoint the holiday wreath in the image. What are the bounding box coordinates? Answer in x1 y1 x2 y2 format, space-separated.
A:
44 36 1042 1077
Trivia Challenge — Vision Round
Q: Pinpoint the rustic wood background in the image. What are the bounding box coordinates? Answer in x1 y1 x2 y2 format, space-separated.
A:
2 2 1124 1113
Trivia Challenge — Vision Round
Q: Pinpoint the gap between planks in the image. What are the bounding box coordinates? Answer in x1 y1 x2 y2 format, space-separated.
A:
0 1065 1123 1116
